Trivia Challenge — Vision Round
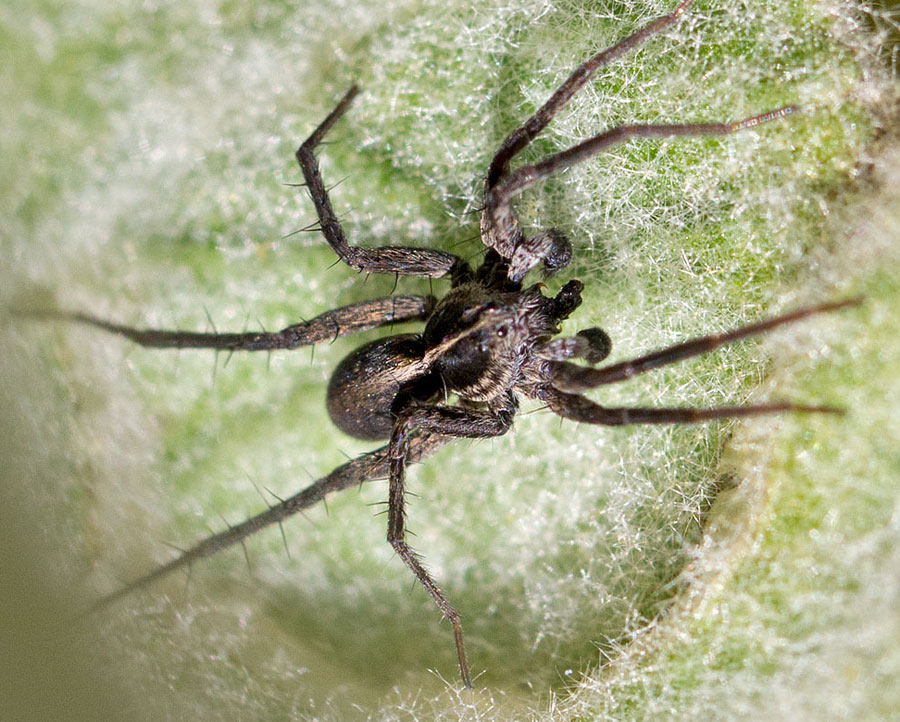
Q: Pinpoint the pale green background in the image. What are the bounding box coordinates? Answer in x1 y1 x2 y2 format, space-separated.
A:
1 0 898 720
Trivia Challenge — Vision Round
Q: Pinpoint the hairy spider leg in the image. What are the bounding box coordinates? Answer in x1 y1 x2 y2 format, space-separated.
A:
478 0 799 283
387 394 518 688
539 298 862 424
23 295 435 351
88 434 451 613
481 0 699 268
545 393 841 426
492 106 799 208
484 105 798 283
486 0 698 187
549 297 861 391
295 86 472 282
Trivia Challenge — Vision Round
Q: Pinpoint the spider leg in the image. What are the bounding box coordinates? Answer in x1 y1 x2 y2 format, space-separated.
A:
493 107 798 206
486 0 697 187
387 395 517 688
296 86 471 281
549 297 861 393
23 295 434 351
484 106 797 281
87 433 451 613
481 0 699 272
544 387 842 426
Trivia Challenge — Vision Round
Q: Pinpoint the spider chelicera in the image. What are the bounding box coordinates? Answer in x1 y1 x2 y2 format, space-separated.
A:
38 0 857 687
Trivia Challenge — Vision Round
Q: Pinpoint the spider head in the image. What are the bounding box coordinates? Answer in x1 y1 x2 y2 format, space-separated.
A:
422 284 548 401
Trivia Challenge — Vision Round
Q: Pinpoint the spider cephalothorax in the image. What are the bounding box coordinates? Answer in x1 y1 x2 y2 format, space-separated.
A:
34 0 858 688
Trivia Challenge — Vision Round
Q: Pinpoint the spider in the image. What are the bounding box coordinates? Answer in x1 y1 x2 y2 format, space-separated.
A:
37 0 857 688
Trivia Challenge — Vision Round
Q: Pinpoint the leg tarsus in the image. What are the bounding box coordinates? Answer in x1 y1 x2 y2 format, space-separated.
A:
389 537 473 688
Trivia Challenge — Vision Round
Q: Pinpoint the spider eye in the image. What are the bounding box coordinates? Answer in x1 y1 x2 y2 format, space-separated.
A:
496 325 508 338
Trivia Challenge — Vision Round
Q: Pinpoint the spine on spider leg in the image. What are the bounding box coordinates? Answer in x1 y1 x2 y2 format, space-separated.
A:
85 433 451 614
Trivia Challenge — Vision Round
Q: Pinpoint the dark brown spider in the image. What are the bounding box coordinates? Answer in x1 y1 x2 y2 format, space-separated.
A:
36 0 857 688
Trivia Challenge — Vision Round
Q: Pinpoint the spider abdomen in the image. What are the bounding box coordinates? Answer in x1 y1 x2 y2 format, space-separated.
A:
326 334 433 440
